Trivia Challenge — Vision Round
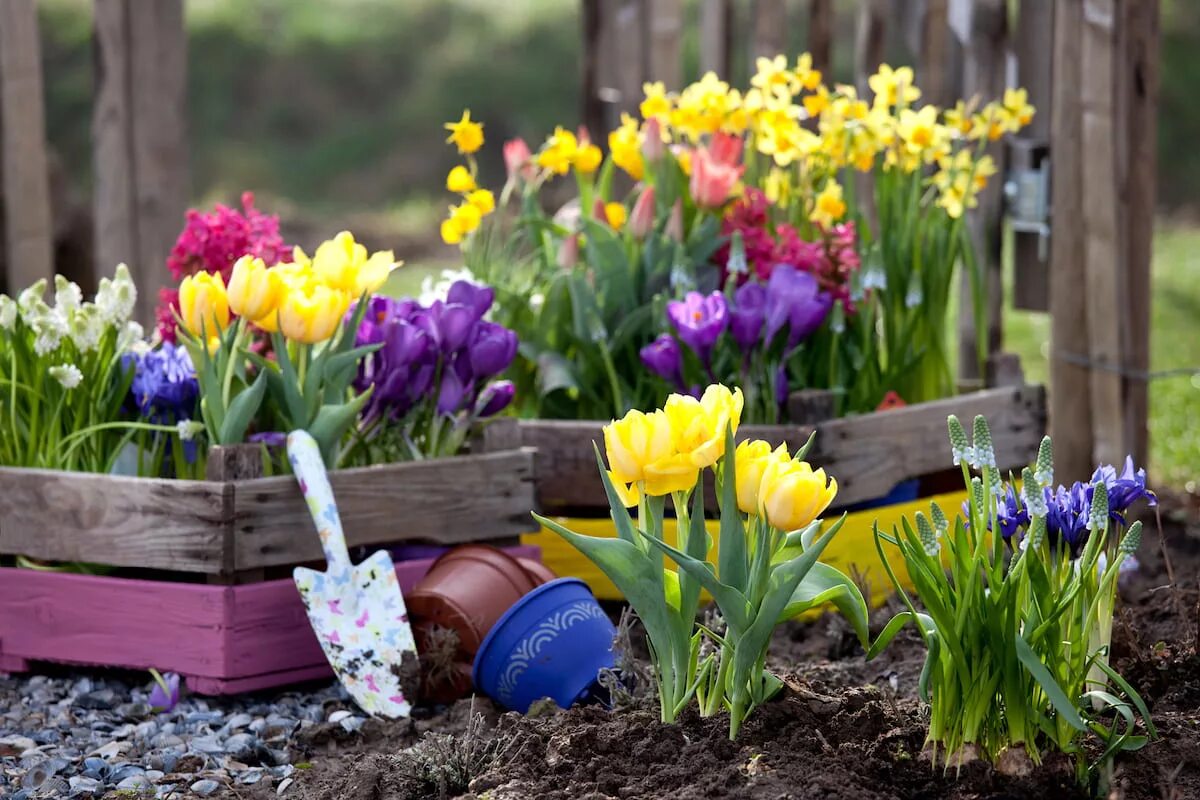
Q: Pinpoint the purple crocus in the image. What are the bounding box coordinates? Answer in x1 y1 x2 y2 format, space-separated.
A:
467 321 518 378
1091 456 1156 522
640 334 685 390
446 280 495 321
729 282 767 353
437 369 467 416
148 670 181 712
764 266 833 348
666 291 728 364
476 380 516 417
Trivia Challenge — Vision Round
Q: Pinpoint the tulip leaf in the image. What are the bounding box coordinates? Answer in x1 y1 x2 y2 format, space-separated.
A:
1015 634 1086 732
777 561 869 647
535 350 579 398
307 388 373 467
866 610 937 660
791 430 817 463
781 520 822 552
717 424 749 591
639 529 752 634
271 332 308 427
594 445 638 546
676 482 707 623
217 369 268 445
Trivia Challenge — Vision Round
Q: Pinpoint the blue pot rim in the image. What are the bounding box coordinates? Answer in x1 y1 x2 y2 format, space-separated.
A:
471 577 593 678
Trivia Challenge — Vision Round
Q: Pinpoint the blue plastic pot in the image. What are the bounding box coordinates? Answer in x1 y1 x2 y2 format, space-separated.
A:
472 578 616 713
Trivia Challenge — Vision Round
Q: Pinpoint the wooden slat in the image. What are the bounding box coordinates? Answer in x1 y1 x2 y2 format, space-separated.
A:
854 0 888 97
0 469 228 572
613 0 645 117
807 0 834 75
485 387 1046 514
647 0 683 90
1115 0 1157 468
92 0 137 301
752 0 788 63
232 449 539 570
919 0 951 107
699 0 732 77
1011 0 1054 311
128 0 188 327
956 0 1008 387
0 0 54 292
1048 0 1093 480
581 0 606 139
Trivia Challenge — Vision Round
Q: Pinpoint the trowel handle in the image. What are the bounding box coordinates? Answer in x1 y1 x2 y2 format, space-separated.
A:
287 430 352 571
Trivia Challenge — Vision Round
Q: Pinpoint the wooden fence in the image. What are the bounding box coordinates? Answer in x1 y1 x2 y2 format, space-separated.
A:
582 0 1158 477
0 0 1160 478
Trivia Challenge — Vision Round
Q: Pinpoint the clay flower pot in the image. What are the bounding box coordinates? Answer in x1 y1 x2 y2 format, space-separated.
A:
516 557 558 586
473 578 616 713
407 545 541 657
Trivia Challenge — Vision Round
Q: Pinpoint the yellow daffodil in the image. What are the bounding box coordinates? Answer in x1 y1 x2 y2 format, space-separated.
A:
446 165 477 193
467 189 496 215
735 439 788 515
573 143 603 174
441 202 483 245
640 81 672 121
944 98 977 137
868 64 921 109
810 180 846 228
794 52 823 92
226 255 282 323
178 271 230 338
758 457 838 532
604 202 627 231
664 384 744 469
608 114 645 180
536 126 579 175
752 54 799 96
444 110 484 154
278 283 351 344
1002 87 1035 131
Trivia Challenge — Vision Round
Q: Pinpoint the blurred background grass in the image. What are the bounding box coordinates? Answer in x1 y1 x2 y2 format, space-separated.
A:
33 0 1200 487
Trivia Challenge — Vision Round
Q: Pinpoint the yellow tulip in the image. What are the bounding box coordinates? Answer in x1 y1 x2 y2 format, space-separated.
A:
603 408 675 485
227 255 282 323
643 452 700 497
734 439 787 515
310 231 400 296
758 458 838 532
277 283 351 344
664 384 745 469
178 271 230 338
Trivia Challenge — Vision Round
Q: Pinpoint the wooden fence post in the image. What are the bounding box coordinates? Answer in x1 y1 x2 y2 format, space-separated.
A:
699 0 733 77
752 0 788 65
647 0 684 90
92 0 188 327
581 0 606 138
854 0 888 98
807 0 834 76
0 0 55 294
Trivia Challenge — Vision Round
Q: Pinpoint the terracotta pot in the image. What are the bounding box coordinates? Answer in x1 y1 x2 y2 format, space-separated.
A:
517 557 558 586
411 620 475 705
407 545 540 656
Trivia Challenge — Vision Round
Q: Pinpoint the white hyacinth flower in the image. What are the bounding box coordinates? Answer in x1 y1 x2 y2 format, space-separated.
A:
69 304 105 353
17 279 48 318
48 363 83 389
0 295 16 330
54 275 83 314
117 320 145 352
96 263 138 324
176 419 205 441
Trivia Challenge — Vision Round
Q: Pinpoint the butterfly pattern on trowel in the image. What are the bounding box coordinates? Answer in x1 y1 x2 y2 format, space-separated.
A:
289 431 417 717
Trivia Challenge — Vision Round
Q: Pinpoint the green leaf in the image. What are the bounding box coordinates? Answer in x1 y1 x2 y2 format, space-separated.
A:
777 561 870 647
217 369 268 445
1015 635 1086 732
1091 657 1158 739
716 424 748 590
535 350 579 397
307 388 372 466
593 445 639 545
676 482 708 624
271 332 308 426
638 531 752 633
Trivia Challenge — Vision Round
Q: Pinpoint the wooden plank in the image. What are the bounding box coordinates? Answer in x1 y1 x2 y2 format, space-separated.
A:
205 445 265 584
1114 0 1157 468
612 0 646 117
1011 0 1054 311
92 0 137 300
581 0 606 141
807 0 834 76
956 0 1008 387
647 0 683 90
232 449 539 570
752 0 788 63
0 469 229 572
0 0 54 293
128 0 188 327
487 387 1046 514
1048 0 1094 480
854 0 888 98
919 0 951 107
699 0 732 77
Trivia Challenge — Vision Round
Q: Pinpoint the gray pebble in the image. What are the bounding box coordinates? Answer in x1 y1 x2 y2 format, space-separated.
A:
339 715 366 733
77 689 116 710
189 778 221 796
145 769 165 781
326 709 352 724
68 775 101 793
118 773 154 791
188 735 224 755
82 756 107 778
223 732 257 762
239 768 265 785
223 712 253 731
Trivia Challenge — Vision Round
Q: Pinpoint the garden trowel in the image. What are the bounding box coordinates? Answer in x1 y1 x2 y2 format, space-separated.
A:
288 430 416 718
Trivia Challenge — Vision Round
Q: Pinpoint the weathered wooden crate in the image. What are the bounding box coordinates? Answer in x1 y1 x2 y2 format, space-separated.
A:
0 448 538 579
480 386 1046 515
0 546 540 695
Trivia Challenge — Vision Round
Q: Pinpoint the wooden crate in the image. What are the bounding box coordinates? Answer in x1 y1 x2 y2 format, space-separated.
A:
0 546 541 695
0 448 538 578
479 386 1046 515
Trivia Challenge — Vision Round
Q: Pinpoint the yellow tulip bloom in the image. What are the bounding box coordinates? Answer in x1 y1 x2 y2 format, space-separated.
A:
444 110 484 154
310 231 400 296
664 384 744 469
446 165 477 193
603 408 675 485
643 452 700 497
734 440 788 515
226 255 282 323
758 458 838 532
178 271 230 338
278 283 351 345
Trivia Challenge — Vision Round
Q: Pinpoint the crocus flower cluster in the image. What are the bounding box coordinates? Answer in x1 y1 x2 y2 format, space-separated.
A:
716 188 861 310
157 193 289 342
352 281 517 437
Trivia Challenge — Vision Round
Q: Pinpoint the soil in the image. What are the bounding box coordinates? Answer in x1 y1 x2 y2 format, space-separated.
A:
272 494 1200 800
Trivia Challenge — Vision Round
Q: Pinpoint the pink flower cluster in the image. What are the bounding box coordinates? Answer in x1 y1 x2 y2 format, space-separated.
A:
716 188 861 310
155 192 288 342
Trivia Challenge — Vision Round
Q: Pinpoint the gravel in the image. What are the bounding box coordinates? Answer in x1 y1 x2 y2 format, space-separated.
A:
0 671 370 798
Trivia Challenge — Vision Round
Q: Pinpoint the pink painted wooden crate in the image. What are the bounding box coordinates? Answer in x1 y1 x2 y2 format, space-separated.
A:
0 545 541 695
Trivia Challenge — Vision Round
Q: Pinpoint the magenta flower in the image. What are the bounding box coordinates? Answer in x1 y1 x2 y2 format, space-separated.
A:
666 291 728 365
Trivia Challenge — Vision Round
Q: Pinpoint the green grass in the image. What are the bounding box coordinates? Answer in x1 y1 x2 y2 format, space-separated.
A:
1005 225 1200 489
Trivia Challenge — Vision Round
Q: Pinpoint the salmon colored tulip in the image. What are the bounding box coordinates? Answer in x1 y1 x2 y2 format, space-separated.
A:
629 186 657 239
503 138 534 183
689 141 744 209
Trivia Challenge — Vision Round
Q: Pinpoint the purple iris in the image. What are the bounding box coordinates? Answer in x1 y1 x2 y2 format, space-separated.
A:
666 291 728 364
640 334 685 390
125 343 199 422
764 266 833 348
1091 457 1156 522
729 282 767 353
1044 483 1093 557
467 321 518 378
961 483 1030 545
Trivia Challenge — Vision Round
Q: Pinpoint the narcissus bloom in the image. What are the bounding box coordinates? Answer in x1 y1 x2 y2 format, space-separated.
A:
604 202 627 231
445 110 484 154
446 165 476 193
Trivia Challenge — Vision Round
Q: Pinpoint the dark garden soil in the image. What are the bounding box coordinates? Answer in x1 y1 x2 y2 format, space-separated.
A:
273 494 1200 800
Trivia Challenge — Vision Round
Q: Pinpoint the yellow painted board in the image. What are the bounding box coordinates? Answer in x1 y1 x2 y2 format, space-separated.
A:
522 490 969 609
